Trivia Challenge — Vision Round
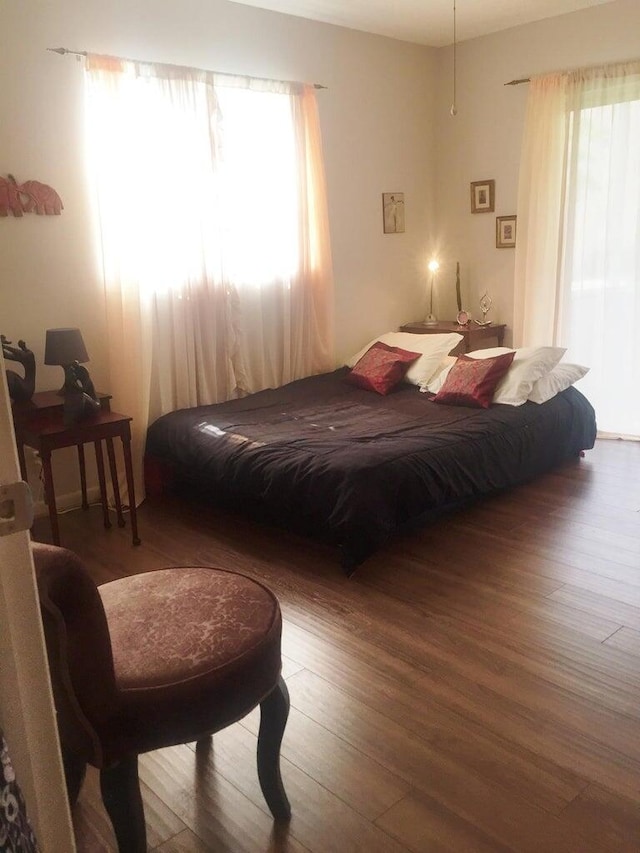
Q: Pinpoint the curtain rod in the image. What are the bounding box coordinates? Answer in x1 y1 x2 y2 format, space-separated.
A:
46 47 327 89
504 78 530 86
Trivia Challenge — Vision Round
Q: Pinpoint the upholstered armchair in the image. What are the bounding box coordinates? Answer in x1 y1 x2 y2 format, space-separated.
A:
32 542 291 852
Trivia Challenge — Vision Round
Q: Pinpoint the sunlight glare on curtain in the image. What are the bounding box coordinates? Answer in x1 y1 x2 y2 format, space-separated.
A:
84 55 334 498
216 87 299 285
86 71 300 297
560 85 640 437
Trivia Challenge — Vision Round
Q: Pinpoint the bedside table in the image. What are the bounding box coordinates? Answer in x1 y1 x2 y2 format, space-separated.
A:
12 391 140 547
399 321 506 355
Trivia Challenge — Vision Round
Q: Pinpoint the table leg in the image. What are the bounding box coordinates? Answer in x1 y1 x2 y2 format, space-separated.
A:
121 431 141 546
40 449 61 546
106 438 125 528
94 440 112 530
497 328 505 347
77 444 89 510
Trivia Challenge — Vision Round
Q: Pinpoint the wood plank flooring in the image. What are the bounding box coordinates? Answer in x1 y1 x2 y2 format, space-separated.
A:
31 438 640 852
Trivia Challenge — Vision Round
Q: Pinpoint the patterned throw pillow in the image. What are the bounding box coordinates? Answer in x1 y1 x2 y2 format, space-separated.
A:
434 351 516 408
347 342 421 395
346 332 463 388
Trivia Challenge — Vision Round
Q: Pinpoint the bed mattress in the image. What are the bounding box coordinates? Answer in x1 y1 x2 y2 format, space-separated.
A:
145 368 596 569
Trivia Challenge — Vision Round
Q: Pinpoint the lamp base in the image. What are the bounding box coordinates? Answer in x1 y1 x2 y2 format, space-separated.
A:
56 363 81 396
424 314 439 326
57 362 98 401
62 390 101 425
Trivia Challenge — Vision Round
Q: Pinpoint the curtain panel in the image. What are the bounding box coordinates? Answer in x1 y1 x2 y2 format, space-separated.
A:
514 61 640 438
85 55 334 495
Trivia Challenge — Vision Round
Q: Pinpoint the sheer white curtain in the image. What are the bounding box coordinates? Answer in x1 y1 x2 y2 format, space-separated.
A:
514 61 640 438
84 55 334 492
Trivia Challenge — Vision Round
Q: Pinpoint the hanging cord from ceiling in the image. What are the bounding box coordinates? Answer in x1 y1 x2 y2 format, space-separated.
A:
450 0 457 116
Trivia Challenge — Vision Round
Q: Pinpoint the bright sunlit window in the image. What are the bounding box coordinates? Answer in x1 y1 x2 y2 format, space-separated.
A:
560 96 640 436
85 72 300 297
215 86 299 284
85 56 333 417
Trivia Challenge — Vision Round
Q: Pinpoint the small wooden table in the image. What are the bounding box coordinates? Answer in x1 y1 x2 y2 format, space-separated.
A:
12 391 141 547
399 321 506 355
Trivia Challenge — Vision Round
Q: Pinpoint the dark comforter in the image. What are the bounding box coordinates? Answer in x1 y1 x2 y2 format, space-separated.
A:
145 368 596 568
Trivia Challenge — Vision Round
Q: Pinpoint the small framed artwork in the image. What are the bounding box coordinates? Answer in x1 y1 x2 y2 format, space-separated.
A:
382 192 405 234
496 215 517 248
470 179 495 213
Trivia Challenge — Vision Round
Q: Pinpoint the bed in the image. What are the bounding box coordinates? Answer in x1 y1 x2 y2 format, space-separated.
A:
144 360 597 573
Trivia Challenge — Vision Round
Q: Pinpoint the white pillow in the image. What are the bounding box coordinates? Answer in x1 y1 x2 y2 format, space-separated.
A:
528 362 589 404
492 346 566 405
346 332 463 388
422 356 457 393
421 345 566 405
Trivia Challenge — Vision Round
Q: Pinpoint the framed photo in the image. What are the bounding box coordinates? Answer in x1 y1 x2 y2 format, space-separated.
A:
496 215 517 248
470 180 495 213
382 192 405 234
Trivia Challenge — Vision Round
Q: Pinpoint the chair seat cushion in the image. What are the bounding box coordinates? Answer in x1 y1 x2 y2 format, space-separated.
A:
98 567 282 759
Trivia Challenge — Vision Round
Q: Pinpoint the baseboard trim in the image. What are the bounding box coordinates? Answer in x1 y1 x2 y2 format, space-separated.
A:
33 486 104 519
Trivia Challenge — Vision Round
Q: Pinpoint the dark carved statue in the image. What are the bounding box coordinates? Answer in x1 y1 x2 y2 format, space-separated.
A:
59 361 95 397
62 362 101 425
1 335 36 402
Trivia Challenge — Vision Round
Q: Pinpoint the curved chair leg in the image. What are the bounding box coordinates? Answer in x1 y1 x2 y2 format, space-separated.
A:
62 751 87 806
257 676 291 821
100 756 146 853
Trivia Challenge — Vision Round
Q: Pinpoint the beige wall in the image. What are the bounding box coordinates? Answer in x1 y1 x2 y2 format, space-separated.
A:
434 0 640 339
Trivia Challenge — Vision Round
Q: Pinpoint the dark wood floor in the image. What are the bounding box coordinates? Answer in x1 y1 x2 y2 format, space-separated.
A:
33 438 640 852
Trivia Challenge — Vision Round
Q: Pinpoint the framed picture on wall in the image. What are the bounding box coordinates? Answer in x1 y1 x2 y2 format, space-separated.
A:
382 192 405 233
496 215 517 248
470 179 495 213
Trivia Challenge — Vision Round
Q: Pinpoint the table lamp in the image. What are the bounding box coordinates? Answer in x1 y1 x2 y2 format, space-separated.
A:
425 260 439 325
44 327 91 395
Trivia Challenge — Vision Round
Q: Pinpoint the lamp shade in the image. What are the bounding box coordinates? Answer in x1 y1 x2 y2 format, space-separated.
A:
44 328 89 366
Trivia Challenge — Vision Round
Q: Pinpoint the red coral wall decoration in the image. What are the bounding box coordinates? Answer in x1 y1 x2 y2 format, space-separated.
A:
0 174 63 216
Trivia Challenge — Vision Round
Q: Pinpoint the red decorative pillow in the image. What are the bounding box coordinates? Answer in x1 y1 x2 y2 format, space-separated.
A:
434 351 516 408
347 342 421 395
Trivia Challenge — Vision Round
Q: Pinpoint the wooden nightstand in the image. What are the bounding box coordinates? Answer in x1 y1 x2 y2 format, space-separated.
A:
399 321 506 355
12 391 141 547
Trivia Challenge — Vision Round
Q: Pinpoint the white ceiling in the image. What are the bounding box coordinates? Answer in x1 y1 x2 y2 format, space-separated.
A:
228 0 615 47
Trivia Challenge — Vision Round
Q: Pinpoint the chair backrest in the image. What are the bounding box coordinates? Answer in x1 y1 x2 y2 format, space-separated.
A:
31 542 120 765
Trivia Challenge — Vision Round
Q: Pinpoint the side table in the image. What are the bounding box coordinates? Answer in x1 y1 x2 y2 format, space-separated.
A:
399 321 506 355
12 392 141 547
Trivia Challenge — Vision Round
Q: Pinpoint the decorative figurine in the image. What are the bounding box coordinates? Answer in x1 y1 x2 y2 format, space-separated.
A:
62 362 101 425
1 335 36 402
474 292 493 326
0 174 63 217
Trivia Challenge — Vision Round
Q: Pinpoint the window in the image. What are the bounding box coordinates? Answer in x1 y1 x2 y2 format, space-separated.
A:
514 63 640 438
560 89 640 436
84 56 334 489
